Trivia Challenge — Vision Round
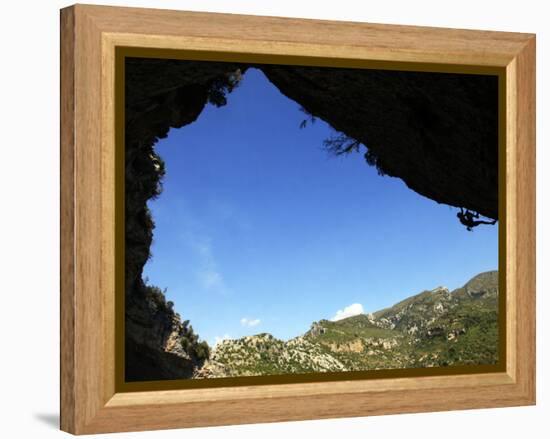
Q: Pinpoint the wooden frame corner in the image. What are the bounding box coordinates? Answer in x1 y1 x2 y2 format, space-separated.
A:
60 4 536 434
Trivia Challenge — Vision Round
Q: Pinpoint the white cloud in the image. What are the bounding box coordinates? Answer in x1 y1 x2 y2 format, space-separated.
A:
213 334 232 346
331 303 364 321
240 317 261 327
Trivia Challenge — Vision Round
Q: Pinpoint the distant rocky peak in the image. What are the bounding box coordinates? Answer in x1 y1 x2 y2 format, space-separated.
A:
431 286 450 294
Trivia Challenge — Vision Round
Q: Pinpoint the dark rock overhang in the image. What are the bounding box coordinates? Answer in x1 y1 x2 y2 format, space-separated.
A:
261 64 498 220
126 58 498 220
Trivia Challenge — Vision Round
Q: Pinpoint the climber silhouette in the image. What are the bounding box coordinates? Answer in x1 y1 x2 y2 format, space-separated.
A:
457 208 497 231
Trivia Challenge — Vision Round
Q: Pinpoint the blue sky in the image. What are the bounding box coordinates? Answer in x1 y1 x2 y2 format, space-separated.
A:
143 67 498 346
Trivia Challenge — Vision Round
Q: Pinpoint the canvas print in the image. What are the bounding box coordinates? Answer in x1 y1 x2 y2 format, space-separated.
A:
124 57 500 382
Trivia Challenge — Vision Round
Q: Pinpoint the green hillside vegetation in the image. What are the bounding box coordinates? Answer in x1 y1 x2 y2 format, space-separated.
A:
194 271 500 378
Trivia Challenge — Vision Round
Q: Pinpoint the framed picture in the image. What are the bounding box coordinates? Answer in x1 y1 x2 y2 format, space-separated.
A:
60 4 536 434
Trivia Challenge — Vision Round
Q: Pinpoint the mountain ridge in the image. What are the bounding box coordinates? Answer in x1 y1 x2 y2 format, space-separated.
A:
194 270 499 378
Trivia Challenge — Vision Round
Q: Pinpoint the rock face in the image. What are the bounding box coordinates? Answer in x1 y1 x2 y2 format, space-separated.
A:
125 291 195 381
195 271 499 378
124 59 244 380
125 59 244 303
124 57 498 381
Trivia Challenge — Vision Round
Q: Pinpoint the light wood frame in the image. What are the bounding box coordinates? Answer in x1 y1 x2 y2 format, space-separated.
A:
60 4 536 434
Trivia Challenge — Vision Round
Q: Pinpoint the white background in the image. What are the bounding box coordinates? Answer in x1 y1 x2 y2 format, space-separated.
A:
1 0 547 437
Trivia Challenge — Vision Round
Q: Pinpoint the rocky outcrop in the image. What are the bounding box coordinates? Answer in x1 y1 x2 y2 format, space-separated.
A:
308 321 327 337
197 333 347 378
125 287 209 381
